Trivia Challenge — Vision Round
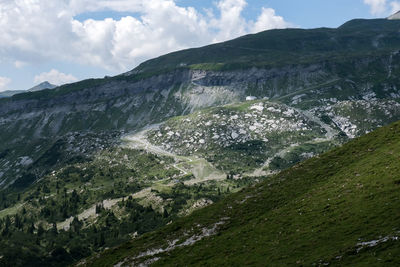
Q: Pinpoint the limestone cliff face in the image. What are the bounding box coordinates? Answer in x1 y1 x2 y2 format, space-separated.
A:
0 51 399 146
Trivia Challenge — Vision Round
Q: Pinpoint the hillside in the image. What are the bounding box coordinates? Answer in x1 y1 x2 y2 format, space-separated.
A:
86 120 400 266
134 19 400 73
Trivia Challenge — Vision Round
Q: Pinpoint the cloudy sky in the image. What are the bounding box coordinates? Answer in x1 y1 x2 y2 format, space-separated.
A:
0 0 399 92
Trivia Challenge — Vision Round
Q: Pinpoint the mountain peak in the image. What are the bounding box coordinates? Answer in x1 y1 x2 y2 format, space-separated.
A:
388 10 400 20
28 81 57 92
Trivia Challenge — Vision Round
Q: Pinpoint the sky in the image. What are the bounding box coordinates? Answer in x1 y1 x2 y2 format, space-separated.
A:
0 0 399 92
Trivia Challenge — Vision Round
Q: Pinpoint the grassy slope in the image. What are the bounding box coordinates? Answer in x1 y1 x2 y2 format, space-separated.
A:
88 120 400 266
135 19 400 72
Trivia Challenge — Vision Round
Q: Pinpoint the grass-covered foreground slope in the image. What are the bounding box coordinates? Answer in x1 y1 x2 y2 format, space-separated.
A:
87 120 400 266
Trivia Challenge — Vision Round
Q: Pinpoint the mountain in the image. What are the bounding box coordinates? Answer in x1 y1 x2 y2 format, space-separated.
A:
1 18 400 266
27 81 57 92
2 19 400 189
0 81 56 99
87 120 400 266
0 90 24 98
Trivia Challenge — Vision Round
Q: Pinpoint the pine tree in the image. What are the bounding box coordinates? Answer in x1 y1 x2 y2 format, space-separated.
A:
99 232 105 246
14 214 22 229
37 223 44 237
28 222 35 234
51 222 58 235
163 208 169 218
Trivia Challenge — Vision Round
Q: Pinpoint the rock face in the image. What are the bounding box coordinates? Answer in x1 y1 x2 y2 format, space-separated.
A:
0 64 329 142
388 11 400 20
1 54 399 144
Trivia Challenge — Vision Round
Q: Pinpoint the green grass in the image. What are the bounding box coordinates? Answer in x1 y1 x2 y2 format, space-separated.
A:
87 120 400 266
131 19 400 74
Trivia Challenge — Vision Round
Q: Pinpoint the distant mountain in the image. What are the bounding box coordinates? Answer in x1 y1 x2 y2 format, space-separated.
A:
27 81 57 92
0 82 57 98
0 90 24 98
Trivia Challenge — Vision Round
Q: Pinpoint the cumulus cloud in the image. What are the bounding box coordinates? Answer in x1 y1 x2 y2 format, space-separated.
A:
14 61 27 69
364 0 400 15
390 1 400 13
0 0 291 72
0 76 11 92
251 7 291 33
364 0 388 15
34 69 78 85
211 0 248 42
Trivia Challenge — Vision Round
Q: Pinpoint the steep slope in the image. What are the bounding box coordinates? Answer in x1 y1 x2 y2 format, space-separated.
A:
87 120 400 266
2 19 400 188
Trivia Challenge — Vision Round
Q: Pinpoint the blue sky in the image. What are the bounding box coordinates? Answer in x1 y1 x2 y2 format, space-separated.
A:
176 0 373 28
0 0 398 92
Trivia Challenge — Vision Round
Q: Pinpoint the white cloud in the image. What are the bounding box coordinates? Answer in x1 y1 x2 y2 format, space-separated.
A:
34 69 78 85
390 1 400 13
364 0 400 15
211 0 248 42
364 0 388 15
0 76 11 92
14 60 27 68
251 7 292 33
210 0 292 42
0 0 291 72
